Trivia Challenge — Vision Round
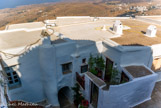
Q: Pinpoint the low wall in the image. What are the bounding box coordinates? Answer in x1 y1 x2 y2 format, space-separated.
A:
156 71 161 81
136 16 161 25
57 16 91 19
99 74 157 108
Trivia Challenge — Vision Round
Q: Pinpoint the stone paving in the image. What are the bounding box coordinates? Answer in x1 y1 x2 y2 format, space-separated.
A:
135 81 161 108
58 91 76 108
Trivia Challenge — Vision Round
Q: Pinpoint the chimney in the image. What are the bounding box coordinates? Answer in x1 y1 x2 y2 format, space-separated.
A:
41 29 51 45
146 25 157 37
102 25 107 31
113 20 123 35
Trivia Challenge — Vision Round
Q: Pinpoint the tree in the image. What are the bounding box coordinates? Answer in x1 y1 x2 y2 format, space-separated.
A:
96 55 105 72
88 54 105 76
110 68 120 85
88 54 97 75
88 54 95 70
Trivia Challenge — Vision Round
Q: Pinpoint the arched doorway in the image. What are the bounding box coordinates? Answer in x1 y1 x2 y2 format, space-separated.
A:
58 86 75 108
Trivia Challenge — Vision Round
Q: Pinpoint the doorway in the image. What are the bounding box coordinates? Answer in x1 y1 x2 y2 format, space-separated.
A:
105 57 113 82
58 87 74 108
90 82 99 108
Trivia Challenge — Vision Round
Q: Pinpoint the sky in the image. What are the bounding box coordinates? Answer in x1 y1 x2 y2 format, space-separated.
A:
0 0 60 9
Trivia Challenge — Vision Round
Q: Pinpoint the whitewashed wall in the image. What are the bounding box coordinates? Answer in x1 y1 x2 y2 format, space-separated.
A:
39 37 59 106
9 46 44 103
99 73 157 108
102 42 153 68
1 36 100 106
0 65 8 108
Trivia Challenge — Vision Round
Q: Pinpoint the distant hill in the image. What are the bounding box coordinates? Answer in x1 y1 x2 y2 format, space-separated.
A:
0 0 61 9
0 0 161 30
108 0 152 3
64 0 159 3
0 0 159 9
61 0 161 4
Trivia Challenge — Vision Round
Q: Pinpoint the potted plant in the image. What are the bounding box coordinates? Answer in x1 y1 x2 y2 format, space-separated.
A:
72 83 84 107
88 54 105 78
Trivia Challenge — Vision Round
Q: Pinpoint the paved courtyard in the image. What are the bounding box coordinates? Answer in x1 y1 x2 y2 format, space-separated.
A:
58 91 76 108
135 81 161 108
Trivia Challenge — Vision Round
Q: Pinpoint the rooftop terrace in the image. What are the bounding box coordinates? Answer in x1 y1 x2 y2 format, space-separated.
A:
124 65 153 78
1 16 161 51
6 22 45 30
143 16 161 22
111 19 161 46
54 17 161 46
0 30 42 50
54 18 115 42
0 28 65 50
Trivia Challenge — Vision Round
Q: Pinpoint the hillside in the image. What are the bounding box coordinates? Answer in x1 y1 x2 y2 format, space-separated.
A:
64 0 155 3
108 0 152 3
0 1 161 30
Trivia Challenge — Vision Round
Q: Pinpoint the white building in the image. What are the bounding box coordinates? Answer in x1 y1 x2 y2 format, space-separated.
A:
131 6 148 12
0 16 161 108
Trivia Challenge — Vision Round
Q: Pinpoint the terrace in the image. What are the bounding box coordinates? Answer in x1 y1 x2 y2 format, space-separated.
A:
54 17 161 46
111 19 161 46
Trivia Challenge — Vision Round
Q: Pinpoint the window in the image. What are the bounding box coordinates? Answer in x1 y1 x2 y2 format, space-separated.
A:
62 62 72 74
81 58 88 73
82 58 86 63
105 57 113 82
4 67 10 71
4 66 21 89
81 65 88 73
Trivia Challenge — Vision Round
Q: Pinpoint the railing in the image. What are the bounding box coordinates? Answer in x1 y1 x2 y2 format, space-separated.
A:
76 72 85 89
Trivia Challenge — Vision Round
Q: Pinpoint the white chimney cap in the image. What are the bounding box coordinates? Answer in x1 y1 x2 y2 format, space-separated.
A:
113 20 123 35
146 25 157 37
114 20 122 26
147 25 157 30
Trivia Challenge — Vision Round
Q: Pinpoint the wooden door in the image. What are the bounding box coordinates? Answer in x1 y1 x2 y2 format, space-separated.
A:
105 57 113 82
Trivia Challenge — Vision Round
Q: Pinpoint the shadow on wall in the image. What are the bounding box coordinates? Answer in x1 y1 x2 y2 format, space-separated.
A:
2 36 156 108
5 46 44 102
2 37 100 107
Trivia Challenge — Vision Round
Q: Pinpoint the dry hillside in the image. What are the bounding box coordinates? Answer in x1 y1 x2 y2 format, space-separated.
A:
0 1 161 30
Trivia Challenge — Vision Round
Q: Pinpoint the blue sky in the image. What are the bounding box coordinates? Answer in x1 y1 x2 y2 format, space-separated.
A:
0 0 60 9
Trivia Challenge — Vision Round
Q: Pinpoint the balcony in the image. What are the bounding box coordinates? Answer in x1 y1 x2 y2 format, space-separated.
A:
76 72 85 89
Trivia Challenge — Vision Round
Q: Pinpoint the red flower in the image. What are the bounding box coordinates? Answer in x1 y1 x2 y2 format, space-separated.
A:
82 100 89 107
